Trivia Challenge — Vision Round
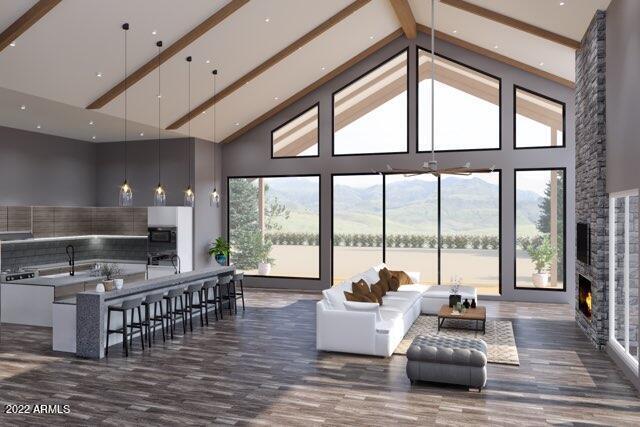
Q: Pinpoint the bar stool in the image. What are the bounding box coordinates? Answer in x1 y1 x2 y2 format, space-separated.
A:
141 292 165 347
163 287 187 338
218 274 234 316
184 282 205 331
105 297 144 357
230 272 245 314
203 277 220 323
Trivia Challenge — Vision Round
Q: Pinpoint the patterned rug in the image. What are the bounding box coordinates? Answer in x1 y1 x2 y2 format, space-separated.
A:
394 315 520 366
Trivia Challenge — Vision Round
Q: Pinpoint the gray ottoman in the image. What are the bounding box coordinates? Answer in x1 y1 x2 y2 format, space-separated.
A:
406 335 487 390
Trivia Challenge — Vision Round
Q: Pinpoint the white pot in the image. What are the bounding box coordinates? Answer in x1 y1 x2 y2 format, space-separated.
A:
258 262 271 275
95 283 105 293
114 278 124 290
532 273 550 287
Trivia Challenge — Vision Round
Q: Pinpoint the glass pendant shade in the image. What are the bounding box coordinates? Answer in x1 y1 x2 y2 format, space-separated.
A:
119 180 133 207
210 187 220 207
184 186 195 207
154 183 166 206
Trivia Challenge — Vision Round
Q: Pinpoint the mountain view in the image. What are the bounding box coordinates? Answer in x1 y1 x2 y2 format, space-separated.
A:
264 176 542 236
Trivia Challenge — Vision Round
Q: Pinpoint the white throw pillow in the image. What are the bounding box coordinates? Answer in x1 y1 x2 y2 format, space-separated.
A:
324 287 346 309
362 268 380 286
343 301 382 322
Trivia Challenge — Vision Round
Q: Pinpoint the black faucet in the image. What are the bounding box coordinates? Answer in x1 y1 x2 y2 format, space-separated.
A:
66 244 75 276
170 254 181 275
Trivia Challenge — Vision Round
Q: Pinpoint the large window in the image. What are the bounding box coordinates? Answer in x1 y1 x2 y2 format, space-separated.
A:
331 171 501 295
385 174 438 284
332 174 383 284
333 50 408 155
418 48 500 152
514 86 565 149
228 175 320 279
441 172 501 295
515 169 565 290
272 104 319 158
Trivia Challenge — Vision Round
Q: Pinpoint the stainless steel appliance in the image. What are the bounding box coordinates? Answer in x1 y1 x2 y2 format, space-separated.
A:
148 227 176 244
0 270 38 282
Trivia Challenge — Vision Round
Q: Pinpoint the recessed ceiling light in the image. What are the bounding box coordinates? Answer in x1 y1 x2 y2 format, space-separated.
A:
9 42 16 47
89 120 94 125
452 30 458 34
274 96 279 100
264 17 270 23
36 125 41 129
157 94 162 99
92 136 96 140
139 132 144 137
96 72 103 78
539 62 544 66
205 59 211 64
559 1 565 5
19 105 26 111
234 122 240 126
152 30 157 35
493 45 499 49
201 110 206 114
321 66 326 71
369 35 375 40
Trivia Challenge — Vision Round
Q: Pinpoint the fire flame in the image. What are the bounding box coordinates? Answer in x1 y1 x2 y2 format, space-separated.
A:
586 291 592 312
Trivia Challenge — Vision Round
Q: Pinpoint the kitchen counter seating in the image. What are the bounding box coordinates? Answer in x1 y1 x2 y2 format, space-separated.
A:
316 264 478 357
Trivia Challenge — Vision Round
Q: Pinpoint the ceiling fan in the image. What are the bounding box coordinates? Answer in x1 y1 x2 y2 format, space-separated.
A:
380 0 495 178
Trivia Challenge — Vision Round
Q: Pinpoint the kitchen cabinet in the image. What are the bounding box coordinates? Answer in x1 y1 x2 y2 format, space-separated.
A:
7 206 31 231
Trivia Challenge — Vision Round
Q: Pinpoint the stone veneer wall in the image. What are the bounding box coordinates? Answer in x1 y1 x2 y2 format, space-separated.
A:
575 10 608 348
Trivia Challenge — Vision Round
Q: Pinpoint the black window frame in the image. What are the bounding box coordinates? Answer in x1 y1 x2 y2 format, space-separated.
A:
416 46 503 154
513 167 567 292
270 102 320 159
227 173 322 281
331 48 410 157
513 85 566 150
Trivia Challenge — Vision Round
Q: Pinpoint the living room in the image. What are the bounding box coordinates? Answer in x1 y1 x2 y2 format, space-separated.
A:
0 0 638 425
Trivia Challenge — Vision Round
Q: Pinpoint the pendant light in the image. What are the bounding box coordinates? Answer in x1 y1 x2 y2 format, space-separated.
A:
209 69 220 208
118 23 133 206
153 40 166 206
183 56 195 207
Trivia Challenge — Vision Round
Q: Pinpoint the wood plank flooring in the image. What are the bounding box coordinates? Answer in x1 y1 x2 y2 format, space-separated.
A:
0 291 639 426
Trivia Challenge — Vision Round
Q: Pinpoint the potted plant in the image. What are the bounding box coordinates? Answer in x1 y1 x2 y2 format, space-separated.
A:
256 240 274 276
100 263 122 291
525 235 556 287
209 237 230 265
449 281 461 307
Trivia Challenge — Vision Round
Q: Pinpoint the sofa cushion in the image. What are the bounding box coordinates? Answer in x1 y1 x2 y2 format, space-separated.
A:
380 297 414 314
323 286 346 310
361 268 380 286
384 290 422 302
343 301 382 322
375 309 403 333
423 284 477 299
397 284 431 294
353 279 380 305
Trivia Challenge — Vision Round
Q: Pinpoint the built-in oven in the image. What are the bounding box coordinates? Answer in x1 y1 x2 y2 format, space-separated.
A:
148 227 176 244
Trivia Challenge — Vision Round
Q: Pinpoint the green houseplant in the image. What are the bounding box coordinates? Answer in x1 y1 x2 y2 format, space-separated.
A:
524 235 556 287
100 263 122 291
209 237 230 265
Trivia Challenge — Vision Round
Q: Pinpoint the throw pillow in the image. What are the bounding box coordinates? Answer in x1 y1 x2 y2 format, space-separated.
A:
344 291 376 303
388 276 400 291
389 270 414 286
378 268 392 293
370 282 384 303
352 279 381 305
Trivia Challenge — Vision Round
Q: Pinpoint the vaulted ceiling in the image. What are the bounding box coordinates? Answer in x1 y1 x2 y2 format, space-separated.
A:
0 0 610 144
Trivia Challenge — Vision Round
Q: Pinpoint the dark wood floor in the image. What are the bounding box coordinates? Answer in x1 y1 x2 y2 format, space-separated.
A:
0 291 639 426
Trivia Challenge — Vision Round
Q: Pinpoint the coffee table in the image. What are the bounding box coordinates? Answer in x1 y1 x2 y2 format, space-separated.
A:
437 305 486 334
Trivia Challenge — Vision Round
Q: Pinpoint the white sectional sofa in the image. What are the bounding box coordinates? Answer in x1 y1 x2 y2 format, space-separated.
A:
316 264 477 357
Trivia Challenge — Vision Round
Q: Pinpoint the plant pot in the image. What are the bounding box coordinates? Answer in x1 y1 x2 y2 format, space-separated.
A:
114 278 124 290
104 280 115 291
449 294 461 308
214 254 227 265
258 262 271 276
532 273 550 287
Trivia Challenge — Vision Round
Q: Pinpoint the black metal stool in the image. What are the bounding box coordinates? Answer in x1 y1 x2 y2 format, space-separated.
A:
141 292 165 347
203 277 220 323
218 274 234 316
163 287 187 338
184 282 205 331
230 272 245 314
105 297 144 357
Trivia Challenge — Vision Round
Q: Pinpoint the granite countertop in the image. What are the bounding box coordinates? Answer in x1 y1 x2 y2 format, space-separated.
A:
3 264 147 287
26 258 147 271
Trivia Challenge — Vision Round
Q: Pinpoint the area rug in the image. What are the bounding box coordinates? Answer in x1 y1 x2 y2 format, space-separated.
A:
394 315 520 366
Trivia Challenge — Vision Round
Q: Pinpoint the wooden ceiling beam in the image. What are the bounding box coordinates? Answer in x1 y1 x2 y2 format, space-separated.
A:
86 0 249 110
440 0 581 50
417 24 574 89
221 29 404 143
0 0 62 52
167 0 371 130
389 0 417 39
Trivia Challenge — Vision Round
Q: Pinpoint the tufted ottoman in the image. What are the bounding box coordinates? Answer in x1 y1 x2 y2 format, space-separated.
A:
406 335 487 390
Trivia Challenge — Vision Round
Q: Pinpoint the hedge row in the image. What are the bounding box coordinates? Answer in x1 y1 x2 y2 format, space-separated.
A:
266 232 500 250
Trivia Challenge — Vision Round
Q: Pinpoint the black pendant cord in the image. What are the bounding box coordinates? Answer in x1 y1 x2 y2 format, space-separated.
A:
123 23 129 182
186 56 192 191
211 69 217 191
157 41 162 187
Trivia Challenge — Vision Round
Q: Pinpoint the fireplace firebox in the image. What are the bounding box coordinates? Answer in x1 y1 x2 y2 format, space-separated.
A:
578 274 592 319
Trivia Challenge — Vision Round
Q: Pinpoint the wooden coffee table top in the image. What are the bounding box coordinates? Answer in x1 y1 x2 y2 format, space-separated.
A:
438 305 486 321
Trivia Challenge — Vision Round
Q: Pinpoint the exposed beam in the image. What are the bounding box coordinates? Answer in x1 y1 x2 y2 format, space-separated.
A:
389 0 417 39
222 29 404 143
417 24 574 89
440 0 581 50
86 0 249 110
167 0 371 130
0 0 62 52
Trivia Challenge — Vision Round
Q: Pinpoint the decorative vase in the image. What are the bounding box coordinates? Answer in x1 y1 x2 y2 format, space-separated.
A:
532 273 550 287
471 298 477 309
114 278 124 290
463 298 470 309
455 301 463 313
449 294 461 308
258 262 271 276
214 254 227 265
95 283 105 293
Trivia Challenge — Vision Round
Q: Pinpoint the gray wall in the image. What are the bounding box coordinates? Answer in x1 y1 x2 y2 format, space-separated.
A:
221 33 576 303
0 125 96 206
606 0 640 194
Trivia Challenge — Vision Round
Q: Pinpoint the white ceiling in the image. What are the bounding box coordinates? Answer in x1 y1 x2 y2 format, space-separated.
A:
0 0 611 144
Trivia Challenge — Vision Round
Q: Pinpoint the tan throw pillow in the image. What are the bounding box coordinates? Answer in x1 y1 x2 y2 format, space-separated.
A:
370 282 384 304
388 276 400 291
352 279 381 305
378 268 391 293
344 291 377 303
390 270 413 286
